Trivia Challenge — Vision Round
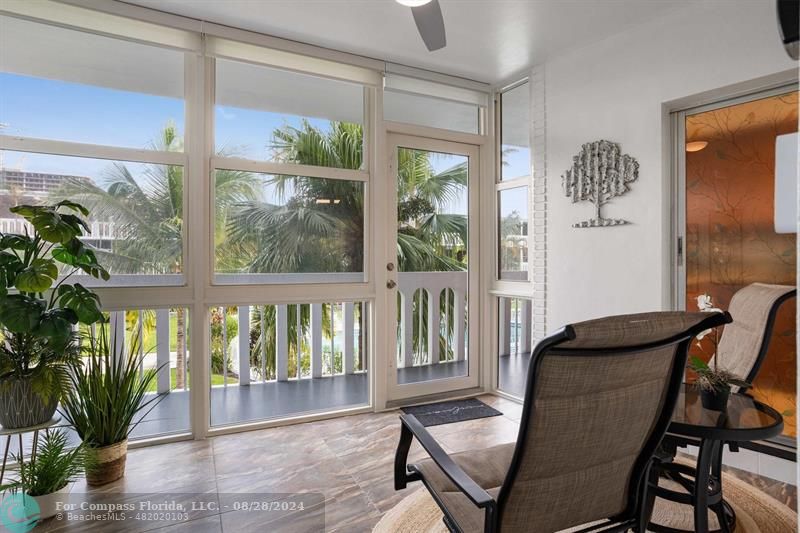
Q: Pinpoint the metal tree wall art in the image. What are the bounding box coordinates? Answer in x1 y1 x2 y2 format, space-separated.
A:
562 139 639 228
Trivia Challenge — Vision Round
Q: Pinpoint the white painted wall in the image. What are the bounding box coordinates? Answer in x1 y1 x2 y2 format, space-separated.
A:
542 0 797 331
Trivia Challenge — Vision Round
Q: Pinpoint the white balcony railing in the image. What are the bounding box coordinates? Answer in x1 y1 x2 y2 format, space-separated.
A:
96 271 489 395
396 271 468 368
0 217 120 240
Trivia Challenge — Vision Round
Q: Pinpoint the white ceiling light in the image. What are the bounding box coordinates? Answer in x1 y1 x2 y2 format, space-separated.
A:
686 141 709 152
396 0 432 6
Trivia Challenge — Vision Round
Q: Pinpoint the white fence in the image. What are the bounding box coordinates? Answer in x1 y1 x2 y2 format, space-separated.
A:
0 217 119 240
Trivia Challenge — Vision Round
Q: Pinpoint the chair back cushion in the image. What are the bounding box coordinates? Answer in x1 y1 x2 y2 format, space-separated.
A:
499 312 717 532
710 283 795 384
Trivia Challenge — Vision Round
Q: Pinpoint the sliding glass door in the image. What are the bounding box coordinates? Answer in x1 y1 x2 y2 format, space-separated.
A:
675 87 798 446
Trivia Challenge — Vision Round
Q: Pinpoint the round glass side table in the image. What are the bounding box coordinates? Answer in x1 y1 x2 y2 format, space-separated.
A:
649 384 783 533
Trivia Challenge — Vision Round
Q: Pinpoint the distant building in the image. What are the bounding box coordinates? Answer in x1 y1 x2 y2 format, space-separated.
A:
0 168 90 197
0 169 114 249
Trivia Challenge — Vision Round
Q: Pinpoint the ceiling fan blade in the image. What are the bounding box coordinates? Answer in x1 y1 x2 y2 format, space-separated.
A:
411 0 446 51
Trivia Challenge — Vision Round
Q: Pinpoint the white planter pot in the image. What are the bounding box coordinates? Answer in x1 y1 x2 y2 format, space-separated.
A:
32 483 72 520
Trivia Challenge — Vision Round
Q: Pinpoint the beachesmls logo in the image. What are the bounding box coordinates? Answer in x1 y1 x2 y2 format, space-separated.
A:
0 493 39 533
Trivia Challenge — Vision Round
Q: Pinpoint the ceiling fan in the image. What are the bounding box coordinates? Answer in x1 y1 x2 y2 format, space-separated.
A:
396 0 446 51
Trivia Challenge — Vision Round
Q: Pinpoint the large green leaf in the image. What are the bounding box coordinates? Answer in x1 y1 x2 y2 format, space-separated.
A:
57 284 104 324
35 308 79 349
53 200 90 216
52 241 110 281
14 258 59 293
0 251 23 292
0 294 45 332
0 234 34 250
10 205 88 244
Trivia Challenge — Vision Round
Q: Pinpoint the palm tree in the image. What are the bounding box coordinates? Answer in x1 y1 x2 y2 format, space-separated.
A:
229 120 468 371
227 120 468 274
51 123 261 389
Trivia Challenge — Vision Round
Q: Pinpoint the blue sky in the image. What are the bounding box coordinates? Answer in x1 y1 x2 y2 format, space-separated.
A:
1 72 529 218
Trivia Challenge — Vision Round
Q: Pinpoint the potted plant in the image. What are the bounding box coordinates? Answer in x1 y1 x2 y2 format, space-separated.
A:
689 293 750 411
689 356 751 411
0 201 109 429
0 429 91 521
60 326 164 486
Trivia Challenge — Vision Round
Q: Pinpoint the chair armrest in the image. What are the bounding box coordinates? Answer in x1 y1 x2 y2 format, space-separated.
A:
396 413 495 509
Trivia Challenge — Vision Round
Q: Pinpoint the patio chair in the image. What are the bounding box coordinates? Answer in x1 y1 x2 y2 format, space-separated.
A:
394 311 730 533
652 283 796 514
705 283 796 388
660 283 795 455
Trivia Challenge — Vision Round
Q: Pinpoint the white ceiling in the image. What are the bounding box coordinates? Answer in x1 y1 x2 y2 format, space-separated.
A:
123 0 699 84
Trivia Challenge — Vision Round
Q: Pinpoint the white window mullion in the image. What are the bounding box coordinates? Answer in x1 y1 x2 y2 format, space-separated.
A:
0 135 185 167
211 156 369 182
185 51 212 440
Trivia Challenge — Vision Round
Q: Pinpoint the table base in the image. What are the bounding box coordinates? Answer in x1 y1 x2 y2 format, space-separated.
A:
648 439 736 533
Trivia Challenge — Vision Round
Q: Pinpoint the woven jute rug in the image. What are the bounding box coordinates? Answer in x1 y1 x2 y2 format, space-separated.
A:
374 471 797 533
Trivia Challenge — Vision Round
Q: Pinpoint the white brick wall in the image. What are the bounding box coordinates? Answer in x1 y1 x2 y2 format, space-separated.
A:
531 66 547 340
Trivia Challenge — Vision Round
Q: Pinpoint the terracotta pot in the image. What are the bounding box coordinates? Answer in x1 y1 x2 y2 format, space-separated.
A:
86 440 128 486
32 483 73 520
0 376 58 429
700 387 730 412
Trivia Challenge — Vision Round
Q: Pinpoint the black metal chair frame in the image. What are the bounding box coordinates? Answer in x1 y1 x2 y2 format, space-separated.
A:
395 312 731 533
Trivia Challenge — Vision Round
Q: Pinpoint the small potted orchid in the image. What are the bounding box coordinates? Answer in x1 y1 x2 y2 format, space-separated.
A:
689 293 751 411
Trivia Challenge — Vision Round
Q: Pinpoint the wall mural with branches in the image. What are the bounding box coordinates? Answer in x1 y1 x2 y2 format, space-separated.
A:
685 91 798 438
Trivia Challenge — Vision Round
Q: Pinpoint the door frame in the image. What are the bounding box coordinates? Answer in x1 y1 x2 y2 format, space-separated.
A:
382 131 483 403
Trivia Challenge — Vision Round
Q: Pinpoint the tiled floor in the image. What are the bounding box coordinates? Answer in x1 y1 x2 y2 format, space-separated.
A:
35 394 793 532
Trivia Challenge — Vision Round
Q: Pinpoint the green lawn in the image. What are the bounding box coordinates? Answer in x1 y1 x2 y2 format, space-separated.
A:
144 368 237 393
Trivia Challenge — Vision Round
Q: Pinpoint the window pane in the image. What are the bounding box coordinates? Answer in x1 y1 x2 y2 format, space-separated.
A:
0 150 184 286
498 186 528 281
0 15 185 149
213 170 364 284
497 297 532 398
215 58 364 168
384 90 480 134
107 307 191 438
209 301 369 427
501 82 530 181
395 148 470 384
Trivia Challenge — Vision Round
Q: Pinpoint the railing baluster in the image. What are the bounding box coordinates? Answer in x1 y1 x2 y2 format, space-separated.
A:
137 310 144 380
443 289 450 361
330 303 336 375
276 304 288 381
400 292 413 368
156 308 171 393
260 308 267 382
311 303 323 378
521 299 533 354
498 297 512 357
238 306 250 386
344 302 355 375
111 311 125 368
454 288 466 362
417 290 424 364
222 307 228 386
428 290 441 365
296 304 302 379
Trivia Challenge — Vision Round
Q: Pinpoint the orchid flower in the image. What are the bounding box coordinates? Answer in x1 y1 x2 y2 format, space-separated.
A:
696 293 722 341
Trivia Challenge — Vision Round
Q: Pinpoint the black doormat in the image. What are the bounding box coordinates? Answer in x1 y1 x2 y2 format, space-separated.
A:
401 398 502 427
